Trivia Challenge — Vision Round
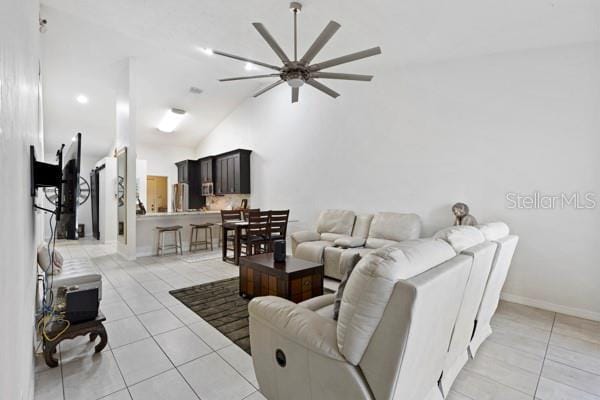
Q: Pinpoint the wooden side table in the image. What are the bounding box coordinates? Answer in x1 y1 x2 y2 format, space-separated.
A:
42 311 108 368
239 253 324 302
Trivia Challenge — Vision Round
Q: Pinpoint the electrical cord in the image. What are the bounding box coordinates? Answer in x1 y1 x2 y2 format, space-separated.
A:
37 208 71 343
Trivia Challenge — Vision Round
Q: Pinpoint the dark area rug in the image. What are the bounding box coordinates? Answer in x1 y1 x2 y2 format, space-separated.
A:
169 277 333 355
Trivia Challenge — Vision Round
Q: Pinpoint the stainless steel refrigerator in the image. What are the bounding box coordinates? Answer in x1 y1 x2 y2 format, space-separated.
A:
172 183 189 212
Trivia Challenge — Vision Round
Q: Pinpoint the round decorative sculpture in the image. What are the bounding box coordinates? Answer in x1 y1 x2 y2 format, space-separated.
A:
452 202 478 226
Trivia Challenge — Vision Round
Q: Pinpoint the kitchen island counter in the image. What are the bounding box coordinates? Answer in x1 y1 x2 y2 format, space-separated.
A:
136 211 221 256
137 210 220 219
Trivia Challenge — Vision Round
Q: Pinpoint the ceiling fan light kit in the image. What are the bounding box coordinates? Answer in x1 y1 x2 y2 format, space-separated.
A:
215 2 381 103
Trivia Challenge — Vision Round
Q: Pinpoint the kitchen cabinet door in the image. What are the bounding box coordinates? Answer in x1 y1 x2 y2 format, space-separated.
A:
227 156 235 193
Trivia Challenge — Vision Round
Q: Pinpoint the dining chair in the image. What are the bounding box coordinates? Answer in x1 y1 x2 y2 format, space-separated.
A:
220 209 243 255
268 210 290 251
241 210 271 256
241 208 260 221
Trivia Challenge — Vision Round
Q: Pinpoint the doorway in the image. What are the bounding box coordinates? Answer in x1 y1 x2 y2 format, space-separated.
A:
147 175 168 213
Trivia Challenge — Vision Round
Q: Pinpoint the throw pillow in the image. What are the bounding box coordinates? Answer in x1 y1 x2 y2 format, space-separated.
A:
333 253 362 320
37 244 63 275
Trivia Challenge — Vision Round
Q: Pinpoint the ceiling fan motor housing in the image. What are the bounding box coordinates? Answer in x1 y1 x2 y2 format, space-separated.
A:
281 62 310 86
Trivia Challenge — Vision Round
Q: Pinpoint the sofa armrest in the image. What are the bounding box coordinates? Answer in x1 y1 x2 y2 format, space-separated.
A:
291 231 321 253
334 236 366 248
249 296 344 361
299 293 336 311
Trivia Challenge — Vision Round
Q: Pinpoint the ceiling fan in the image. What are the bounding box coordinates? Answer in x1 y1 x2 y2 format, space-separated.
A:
214 2 382 103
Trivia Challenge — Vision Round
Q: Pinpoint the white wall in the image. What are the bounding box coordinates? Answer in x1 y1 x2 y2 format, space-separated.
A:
0 0 43 398
115 58 138 259
96 157 117 243
196 43 600 320
137 143 196 212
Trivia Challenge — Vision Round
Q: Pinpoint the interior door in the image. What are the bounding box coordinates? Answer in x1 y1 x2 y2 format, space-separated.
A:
155 176 168 211
147 176 157 212
147 176 168 213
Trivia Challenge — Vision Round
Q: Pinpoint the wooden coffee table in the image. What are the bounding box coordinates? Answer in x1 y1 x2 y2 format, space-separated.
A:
239 253 324 303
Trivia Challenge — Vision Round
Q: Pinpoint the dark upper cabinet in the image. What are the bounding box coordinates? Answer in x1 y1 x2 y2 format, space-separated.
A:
175 160 204 209
199 157 213 183
214 149 251 195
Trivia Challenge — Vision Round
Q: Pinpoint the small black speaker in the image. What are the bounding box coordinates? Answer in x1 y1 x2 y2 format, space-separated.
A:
273 240 286 263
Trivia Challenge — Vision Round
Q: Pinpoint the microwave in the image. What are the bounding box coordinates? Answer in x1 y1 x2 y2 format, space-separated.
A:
201 182 214 196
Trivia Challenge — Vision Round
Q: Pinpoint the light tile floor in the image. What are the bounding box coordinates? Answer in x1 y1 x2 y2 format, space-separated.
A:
34 239 600 400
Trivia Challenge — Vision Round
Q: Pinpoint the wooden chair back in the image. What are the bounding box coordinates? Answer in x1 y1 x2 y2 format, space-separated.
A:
241 208 260 221
221 209 242 223
269 210 290 239
247 210 270 238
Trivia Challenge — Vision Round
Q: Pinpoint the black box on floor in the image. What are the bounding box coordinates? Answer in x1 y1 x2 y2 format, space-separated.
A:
66 288 99 323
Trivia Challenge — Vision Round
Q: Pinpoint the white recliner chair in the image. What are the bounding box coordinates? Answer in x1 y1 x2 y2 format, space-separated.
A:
433 226 497 395
293 211 422 280
292 209 356 265
469 222 519 356
249 239 474 400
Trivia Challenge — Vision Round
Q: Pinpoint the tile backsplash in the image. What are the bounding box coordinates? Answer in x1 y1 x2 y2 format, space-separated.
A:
206 194 251 210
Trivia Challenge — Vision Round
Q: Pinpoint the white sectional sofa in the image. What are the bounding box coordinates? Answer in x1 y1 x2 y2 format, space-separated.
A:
292 209 422 280
249 222 518 400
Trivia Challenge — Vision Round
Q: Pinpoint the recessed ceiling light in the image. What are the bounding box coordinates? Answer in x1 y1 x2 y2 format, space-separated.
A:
157 108 186 133
244 62 256 71
76 94 88 104
199 47 213 56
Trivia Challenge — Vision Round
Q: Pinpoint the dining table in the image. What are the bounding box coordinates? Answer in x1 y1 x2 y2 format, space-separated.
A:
221 219 248 265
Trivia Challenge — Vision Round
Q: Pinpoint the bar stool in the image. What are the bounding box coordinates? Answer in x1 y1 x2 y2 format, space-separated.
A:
156 225 183 256
190 223 213 252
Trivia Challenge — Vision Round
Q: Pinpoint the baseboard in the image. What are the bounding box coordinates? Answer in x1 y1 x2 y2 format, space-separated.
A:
501 292 600 322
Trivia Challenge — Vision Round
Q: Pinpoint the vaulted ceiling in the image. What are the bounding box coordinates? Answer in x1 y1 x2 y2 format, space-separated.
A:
40 0 600 157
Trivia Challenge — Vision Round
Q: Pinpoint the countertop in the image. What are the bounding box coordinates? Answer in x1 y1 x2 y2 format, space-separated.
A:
137 210 221 219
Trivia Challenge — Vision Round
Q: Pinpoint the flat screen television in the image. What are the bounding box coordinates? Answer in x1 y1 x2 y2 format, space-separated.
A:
57 132 82 240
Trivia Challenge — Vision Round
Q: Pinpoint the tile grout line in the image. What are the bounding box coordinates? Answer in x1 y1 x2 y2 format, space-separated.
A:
216 346 260 390
454 369 534 398
533 312 557 398
538 375 600 399
109 252 218 400
84 246 136 400
545 356 600 377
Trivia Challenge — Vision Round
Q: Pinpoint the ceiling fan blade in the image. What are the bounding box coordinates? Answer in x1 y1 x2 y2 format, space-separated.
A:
309 47 382 71
219 74 281 82
253 80 285 97
213 50 281 71
292 87 299 103
306 79 340 98
252 23 290 63
310 72 373 81
300 21 341 64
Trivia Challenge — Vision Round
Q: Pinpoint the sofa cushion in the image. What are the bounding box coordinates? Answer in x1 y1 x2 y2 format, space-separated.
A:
434 226 485 253
295 240 334 263
365 212 421 248
351 214 374 238
321 232 349 242
316 209 356 235
37 244 63 275
478 222 510 241
337 239 456 364
334 236 366 248
365 238 400 249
